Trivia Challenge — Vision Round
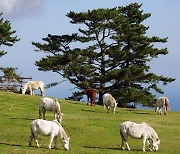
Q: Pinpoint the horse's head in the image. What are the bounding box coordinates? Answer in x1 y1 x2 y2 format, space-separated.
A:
113 102 118 108
54 99 63 123
61 136 70 150
152 138 160 151
21 87 26 94
56 112 63 123
155 106 158 112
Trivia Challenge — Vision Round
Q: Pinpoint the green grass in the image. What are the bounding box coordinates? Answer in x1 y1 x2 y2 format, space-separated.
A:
0 91 179 154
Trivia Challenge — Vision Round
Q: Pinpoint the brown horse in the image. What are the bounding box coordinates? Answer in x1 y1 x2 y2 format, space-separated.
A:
83 88 97 106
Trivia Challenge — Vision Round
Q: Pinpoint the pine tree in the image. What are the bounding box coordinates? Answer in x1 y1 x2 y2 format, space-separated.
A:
32 3 175 107
0 13 20 58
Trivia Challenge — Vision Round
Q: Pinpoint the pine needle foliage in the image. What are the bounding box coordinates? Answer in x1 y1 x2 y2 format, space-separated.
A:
32 3 175 107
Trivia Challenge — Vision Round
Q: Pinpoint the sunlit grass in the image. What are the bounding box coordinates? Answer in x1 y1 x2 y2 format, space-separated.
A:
0 91 179 153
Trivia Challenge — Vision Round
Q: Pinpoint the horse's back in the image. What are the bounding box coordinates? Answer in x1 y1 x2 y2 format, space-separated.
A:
120 121 147 138
103 93 117 107
103 94 112 104
40 97 55 110
156 97 170 111
31 119 59 136
29 81 44 88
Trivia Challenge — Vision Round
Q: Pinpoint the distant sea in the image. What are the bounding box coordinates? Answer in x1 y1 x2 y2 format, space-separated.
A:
137 104 180 112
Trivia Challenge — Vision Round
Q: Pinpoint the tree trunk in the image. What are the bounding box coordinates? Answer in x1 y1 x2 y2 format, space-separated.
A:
98 91 103 105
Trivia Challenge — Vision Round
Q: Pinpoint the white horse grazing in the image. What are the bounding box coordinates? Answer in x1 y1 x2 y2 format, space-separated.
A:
120 121 160 152
103 93 118 114
21 81 45 96
39 97 63 123
155 97 170 115
29 119 70 150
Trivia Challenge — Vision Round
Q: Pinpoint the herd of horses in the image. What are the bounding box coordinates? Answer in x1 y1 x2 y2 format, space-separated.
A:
21 80 170 151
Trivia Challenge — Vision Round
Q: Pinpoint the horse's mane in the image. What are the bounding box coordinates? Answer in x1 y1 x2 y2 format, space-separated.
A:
23 82 29 88
59 124 69 141
52 119 60 125
55 99 60 113
145 123 158 140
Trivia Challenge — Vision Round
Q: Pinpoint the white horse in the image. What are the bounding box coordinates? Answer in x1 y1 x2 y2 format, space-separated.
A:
103 93 118 114
39 97 63 123
29 119 70 150
21 81 45 96
120 121 160 152
155 97 170 115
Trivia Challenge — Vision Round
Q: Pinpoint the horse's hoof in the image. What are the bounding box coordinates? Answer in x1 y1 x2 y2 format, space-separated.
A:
121 147 125 150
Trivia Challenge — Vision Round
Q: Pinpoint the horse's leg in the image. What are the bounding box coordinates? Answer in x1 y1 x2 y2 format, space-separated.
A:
158 107 161 115
43 108 46 120
121 139 125 150
107 106 110 113
164 106 167 115
48 134 55 149
34 133 40 148
32 90 34 95
103 105 106 112
92 96 95 106
120 130 130 150
40 88 44 96
120 130 125 150
147 139 153 151
39 108 42 119
54 136 58 149
125 142 130 151
112 107 115 114
155 106 157 112
90 97 93 106
29 130 34 146
86 96 89 105
142 137 146 152
29 87 33 95
104 105 108 113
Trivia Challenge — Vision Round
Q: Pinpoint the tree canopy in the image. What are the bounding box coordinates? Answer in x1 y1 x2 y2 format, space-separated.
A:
0 13 20 58
32 3 175 107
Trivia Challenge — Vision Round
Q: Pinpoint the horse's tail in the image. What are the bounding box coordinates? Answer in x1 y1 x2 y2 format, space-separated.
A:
165 98 170 112
120 125 126 141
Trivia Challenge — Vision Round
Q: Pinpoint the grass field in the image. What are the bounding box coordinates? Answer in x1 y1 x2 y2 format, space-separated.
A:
0 91 179 154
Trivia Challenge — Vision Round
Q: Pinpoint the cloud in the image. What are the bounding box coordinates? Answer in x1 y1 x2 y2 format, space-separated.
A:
0 0 44 18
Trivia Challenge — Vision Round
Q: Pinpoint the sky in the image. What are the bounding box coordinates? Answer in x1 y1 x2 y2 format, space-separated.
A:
0 0 180 111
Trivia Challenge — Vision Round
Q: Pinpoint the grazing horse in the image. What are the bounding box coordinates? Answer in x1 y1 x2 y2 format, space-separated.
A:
155 97 170 115
83 88 97 106
39 97 63 123
29 119 70 150
120 121 160 152
103 93 118 114
21 81 44 96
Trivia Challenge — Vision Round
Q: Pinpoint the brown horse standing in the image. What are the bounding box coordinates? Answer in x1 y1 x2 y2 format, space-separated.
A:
83 88 97 106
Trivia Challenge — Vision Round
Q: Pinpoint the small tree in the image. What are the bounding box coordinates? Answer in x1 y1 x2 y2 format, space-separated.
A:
32 3 175 107
0 67 21 90
0 13 20 58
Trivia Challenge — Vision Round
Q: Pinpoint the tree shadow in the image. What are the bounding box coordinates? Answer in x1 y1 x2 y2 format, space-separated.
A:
0 142 24 147
0 142 62 151
11 117 35 121
134 112 152 115
126 109 153 115
83 145 120 151
81 109 95 113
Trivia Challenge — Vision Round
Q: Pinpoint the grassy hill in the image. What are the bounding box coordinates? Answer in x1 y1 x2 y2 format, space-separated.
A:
0 91 179 154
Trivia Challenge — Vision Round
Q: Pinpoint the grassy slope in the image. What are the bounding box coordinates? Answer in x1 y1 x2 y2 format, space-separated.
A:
0 91 179 154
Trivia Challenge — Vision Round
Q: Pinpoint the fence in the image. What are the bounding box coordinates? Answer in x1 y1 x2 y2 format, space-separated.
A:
0 76 32 92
